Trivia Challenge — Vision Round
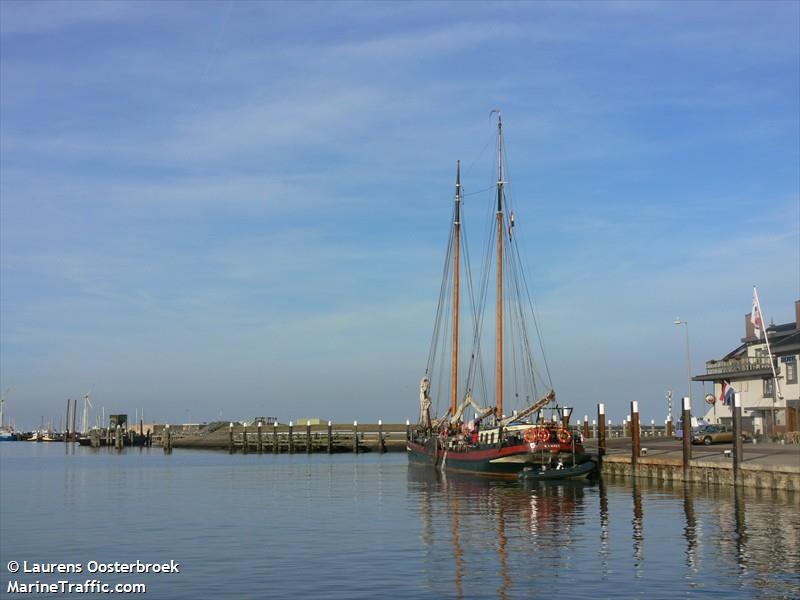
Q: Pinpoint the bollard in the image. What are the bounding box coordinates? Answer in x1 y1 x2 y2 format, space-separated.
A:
229 423 234 454
327 421 333 454
631 401 641 467
682 397 691 473
353 421 359 454
732 392 743 485
242 426 248 454
597 403 606 469
582 415 589 440
288 422 294 454
378 419 385 454
306 421 312 454
257 422 263 454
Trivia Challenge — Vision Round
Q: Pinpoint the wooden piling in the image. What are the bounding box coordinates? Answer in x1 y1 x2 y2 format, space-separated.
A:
681 397 691 472
257 422 263 454
406 419 411 442
631 401 640 467
597 403 606 469
115 425 123 450
242 426 248 454
582 416 589 440
273 423 278 454
733 392 743 485
228 423 234 454
650 419 656 437
288 422 294 454
327 421 333 454
353 421 359 454
164 424 172 454
561 407 569 429
378 420 385 454
666 417 673 438
306 422 312 455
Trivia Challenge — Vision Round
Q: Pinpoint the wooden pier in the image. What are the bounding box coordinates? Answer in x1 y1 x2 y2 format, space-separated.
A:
151 421 410 453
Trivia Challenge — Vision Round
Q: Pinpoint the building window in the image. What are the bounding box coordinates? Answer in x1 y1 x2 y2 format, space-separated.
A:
763 378 775 398
787 361 798 385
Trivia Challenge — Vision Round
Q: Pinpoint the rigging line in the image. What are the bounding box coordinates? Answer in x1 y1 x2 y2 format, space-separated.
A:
508 236 543 397
463 188 494 391
511 228 554 389
426 209 456 373
462 185 496 197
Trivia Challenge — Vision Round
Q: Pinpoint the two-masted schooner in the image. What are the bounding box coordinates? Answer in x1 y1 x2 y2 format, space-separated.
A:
407 113 593 477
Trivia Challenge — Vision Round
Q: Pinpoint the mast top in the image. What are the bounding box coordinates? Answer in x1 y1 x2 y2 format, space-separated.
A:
454 160 461 225
495 111 504 215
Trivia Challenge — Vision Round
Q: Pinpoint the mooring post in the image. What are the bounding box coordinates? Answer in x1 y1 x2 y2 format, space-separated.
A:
306 421 312 454
327 420 333 454
163 424 170 454
378 419 385 454
626 415 631 437
115 425 122 450
353 420 359 454
597 403 606 469
682 397 692 475
591 419 597 439
650 419 656 437
733 392 743 485
288 421 294 454
242 425 248 454
405 419 410 441
666 415 673 438
228 422 234 454
582 415 589 440
273 422 278 454
561 407 569 429
631 401 641 467
257 422 263 454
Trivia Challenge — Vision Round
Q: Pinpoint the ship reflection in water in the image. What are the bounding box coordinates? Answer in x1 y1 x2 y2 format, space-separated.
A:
407 465 799 600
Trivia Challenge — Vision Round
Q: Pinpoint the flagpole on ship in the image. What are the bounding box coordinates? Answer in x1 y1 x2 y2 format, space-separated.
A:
752 286 782 434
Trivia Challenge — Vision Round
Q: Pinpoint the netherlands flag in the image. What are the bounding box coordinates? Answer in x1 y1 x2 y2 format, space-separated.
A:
720 380 735 406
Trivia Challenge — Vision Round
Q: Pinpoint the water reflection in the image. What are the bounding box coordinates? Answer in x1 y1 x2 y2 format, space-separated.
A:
409 466 799 600
632 480 644 572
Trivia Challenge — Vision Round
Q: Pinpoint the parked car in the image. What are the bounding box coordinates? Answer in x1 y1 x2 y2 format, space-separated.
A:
691 425 749 445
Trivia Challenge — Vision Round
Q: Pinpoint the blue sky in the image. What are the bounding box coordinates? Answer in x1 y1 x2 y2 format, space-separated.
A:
1 1 798 428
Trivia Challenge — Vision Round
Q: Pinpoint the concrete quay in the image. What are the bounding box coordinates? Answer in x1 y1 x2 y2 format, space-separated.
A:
586 437 800 492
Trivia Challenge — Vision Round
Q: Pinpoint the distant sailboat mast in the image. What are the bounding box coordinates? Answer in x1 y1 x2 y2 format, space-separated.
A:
495 112 504 418
451 161 462 417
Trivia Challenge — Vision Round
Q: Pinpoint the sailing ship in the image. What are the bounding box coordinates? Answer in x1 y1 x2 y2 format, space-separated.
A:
407 113 593 478
0 392 16 441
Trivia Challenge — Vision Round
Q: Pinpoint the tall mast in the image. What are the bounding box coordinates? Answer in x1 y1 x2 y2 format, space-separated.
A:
495 113 504 418
451 161 461 417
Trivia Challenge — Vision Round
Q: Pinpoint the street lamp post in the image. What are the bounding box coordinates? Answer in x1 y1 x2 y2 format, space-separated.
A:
674 319 692 417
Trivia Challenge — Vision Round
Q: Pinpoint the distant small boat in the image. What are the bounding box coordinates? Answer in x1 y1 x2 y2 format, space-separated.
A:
517 460 596 482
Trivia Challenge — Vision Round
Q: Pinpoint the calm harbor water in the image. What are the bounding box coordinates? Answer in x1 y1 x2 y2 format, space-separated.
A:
1 443 798 599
